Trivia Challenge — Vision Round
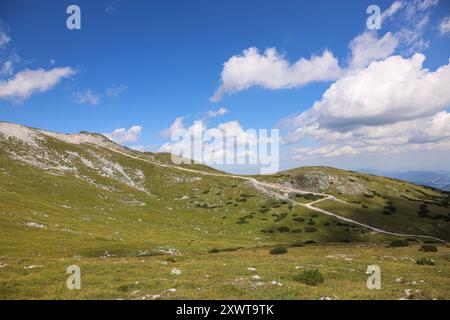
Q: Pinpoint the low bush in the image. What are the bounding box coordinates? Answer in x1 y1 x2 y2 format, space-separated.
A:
389 240 409 247
416 257 435 266
419 244 438 252
293 269 324 286
208 247 241 253
278 226 290 233
270 246 288 255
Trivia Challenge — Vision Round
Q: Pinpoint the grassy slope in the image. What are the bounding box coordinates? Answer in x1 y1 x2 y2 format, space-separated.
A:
1 244 449 300
0 126 449 299
258 166 450 241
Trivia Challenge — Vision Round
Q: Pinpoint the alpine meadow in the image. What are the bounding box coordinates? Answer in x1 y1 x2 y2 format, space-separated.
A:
1 0 450 301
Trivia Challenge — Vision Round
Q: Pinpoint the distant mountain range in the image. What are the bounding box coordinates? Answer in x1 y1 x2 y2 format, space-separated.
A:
359 169 450 191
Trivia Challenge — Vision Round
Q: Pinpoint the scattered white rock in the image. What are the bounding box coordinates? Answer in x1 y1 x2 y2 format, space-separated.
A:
270 280 283 286
158 246 181 256
23 265 43 269
0 122 42 147
252 275 261 282
395 277 404 283
404 289 416 298
247 267 257 272
319 296 332 300
171 268 182 275
24 222 46 229
167 288 177 293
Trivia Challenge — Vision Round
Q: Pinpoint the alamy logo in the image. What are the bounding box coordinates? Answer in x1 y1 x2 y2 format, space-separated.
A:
66 265 81 290
169 121 280 174
366 5 381 30
66 5 81 30
366 265 381 290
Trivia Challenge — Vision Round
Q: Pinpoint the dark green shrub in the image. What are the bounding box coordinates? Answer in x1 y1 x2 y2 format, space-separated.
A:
389 240 409 247
270 246 288 255
278 226 290 233
416 257 435 266
117 284 133 292
336 222 349 227
293 217 305 223
291 228 302 233
419 244 437 252
293 269 324 286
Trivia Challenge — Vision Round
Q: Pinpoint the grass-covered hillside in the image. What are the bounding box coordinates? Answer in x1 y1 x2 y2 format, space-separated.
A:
259 167 450 241
0 122 449 299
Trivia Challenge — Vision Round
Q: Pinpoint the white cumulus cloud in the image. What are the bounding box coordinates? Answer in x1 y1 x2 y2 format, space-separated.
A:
439 16 450 35
206 107 229 118
0 28 10 49
159 118 274 165
281 53 450 159
284 54 450 134
73 90 101 106
211 47 341 102
0 67 76 102
348 32 398 70
106 83 127 97
160 116 185 138
104 125 142 144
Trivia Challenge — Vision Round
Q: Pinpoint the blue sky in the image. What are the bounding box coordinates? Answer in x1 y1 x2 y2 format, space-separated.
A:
1 0 450 173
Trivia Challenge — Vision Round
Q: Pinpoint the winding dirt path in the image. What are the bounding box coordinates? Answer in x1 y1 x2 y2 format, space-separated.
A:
106 147 448 243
